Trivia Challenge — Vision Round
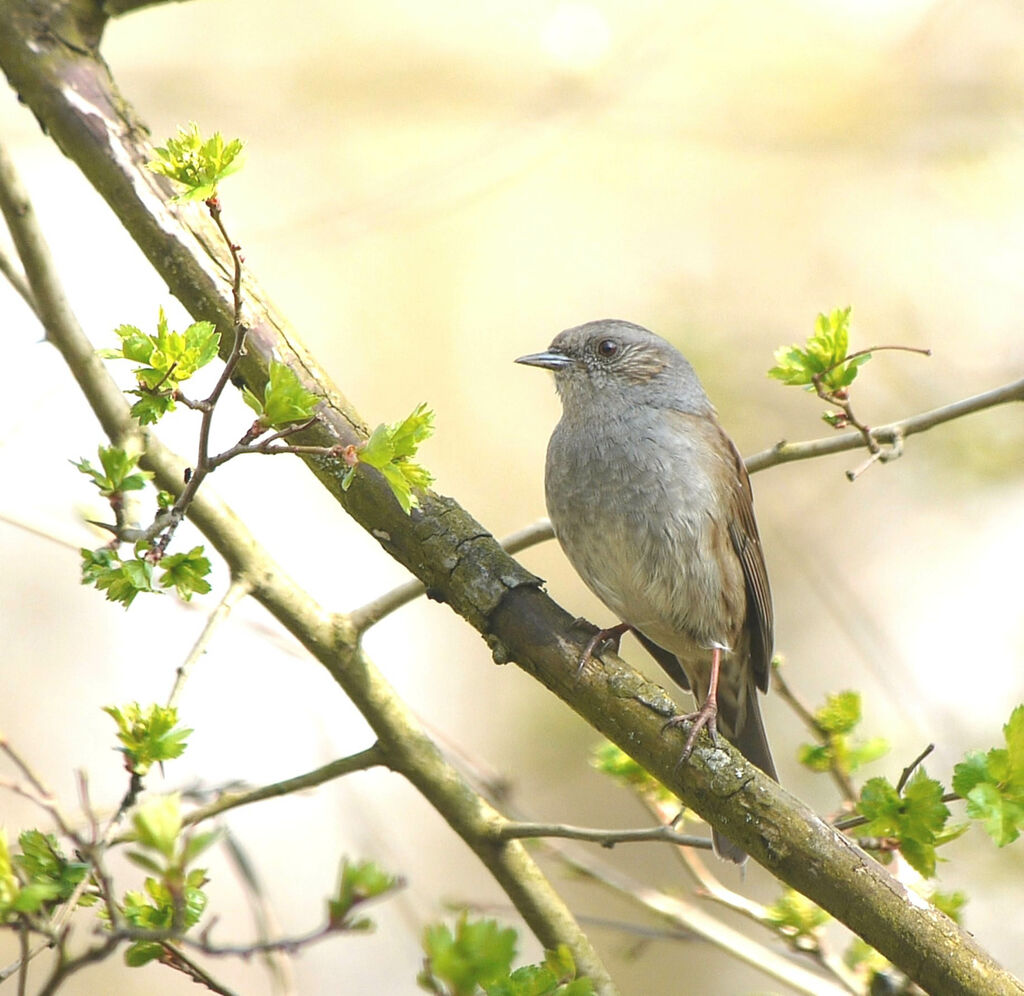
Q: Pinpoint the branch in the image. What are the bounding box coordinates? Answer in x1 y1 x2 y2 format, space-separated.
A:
179 746 387 829
1 7 1021 995
495 820 712 850
747 377 1024 474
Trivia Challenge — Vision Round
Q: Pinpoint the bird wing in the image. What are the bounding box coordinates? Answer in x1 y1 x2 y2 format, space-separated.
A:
724 436 774 693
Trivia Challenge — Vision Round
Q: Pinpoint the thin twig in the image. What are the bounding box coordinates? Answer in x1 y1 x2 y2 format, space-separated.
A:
0 245 39 318
167 575 253 710
896 744 935 794
494 820 711 849
179 745 385 830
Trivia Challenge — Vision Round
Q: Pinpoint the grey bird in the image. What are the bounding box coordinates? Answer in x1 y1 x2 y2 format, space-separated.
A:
516 319 776 862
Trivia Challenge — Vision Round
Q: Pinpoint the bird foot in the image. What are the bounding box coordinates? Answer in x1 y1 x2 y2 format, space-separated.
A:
663 698 720 764
576 622 631 677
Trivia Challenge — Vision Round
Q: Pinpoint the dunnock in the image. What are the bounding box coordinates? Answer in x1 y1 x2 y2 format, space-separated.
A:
516 319 776 862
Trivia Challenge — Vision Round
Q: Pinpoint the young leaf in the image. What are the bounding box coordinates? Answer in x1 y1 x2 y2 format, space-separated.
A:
328 857 401 928
768 307 870 393
73 445 151 497
104 310 221 422
249 362 319 429
341 403 435 513
764 888 831 947
857 770 951 877
952 705 1024 846
420 914 518 995
591 741 679 805
131 795 183 859
104 703 192 776
83 554 155 609
158 546 212 600
147 122 245 202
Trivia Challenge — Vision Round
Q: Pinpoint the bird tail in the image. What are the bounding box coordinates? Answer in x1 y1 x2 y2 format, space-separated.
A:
733 685 777 781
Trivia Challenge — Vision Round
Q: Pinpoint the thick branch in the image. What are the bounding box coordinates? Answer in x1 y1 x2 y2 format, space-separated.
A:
1 5 1021 994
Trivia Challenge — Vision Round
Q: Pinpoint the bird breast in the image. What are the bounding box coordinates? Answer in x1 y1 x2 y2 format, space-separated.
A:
544 408 747 659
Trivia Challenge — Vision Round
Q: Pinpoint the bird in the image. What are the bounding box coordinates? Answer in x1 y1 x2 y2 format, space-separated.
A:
516 319 776 862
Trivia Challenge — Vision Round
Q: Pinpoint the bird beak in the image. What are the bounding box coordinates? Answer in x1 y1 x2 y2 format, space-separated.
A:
515 349 571 371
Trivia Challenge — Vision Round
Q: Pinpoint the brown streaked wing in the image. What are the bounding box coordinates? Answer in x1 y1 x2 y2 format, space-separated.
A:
724 434 773 692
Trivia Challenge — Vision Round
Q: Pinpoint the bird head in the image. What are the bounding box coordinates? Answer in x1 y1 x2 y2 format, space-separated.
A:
515 319 713 418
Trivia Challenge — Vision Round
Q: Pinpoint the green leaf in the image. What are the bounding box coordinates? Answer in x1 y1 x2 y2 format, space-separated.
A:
128 391 176 426
104 310 221 422
12 831 90 912
158 546 212 600
328 857 401 928
73 445 151 497
132 795 183 859
83 554 155 608
930 888 968 924
104 702 191 776
252 362 319 428
857 770 950 877
764 888 831 944
952 706 1024 846
0 833 20 918
420 915 518 996
590 741 678 805
341 403 435 513
815 690 861 734
147 122 245 202
124 941 166 967
768 307 869 393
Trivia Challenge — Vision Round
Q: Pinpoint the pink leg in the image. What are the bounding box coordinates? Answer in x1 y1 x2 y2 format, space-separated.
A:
663 646 722 761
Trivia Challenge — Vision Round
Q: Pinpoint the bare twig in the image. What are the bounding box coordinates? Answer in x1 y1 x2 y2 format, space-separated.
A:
896 744 935 794
180 746 386 829
0 245 38 318
494 820 711 850
167 575 253 709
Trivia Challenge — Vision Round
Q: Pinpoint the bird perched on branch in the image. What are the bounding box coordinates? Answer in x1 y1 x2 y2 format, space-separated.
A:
516 319 776 862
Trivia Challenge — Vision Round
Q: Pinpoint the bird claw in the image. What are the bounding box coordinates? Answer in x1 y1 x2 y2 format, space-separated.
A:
576 622 630 677
663 699 720 765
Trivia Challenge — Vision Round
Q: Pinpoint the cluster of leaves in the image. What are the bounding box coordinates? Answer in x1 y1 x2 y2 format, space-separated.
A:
0 831 95 923
100 310 220 424
853 706 1024 878
118 794 216 966
419 915 592 996
104 703 192 777
797 690 888 776
951 704 1024 846
74 445 209 606
81 538 211 608
147 122 245 202
342 402 436 513
769 307 870 399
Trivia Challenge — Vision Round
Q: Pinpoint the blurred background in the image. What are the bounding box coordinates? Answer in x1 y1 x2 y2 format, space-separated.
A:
2 0 1023 992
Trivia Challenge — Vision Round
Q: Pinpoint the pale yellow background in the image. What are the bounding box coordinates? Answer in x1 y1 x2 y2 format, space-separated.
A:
1 1 1022 993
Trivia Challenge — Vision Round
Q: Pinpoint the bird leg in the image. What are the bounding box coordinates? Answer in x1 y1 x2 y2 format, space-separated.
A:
663 645 722 761
576 621 631 676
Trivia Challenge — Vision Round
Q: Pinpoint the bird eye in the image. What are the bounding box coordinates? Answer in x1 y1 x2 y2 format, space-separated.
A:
597 339 619 358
